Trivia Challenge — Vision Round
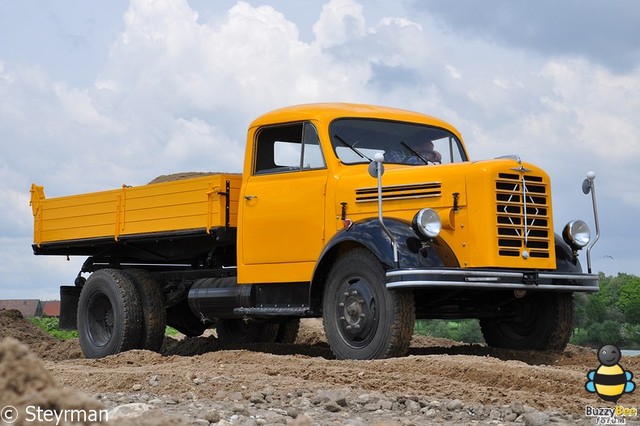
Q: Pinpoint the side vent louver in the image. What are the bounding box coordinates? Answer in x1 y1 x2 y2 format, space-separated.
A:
355 182 441 203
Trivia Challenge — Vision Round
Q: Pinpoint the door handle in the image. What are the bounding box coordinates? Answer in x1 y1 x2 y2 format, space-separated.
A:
244 195 258 200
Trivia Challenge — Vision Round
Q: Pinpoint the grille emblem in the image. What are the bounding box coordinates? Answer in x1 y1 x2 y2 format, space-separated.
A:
502 178 540 245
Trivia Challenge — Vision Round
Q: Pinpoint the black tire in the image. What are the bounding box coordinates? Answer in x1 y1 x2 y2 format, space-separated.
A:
77 269 142 358
125 269 166 352
322 249 415 360
216 319 279 344
275 318 300 343
480 292 574 351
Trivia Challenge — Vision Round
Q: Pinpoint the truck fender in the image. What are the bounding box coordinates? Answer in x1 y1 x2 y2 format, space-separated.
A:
554 232 583 273
310 218 450 311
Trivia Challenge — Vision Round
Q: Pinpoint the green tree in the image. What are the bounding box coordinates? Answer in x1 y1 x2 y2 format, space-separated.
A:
617 274 640 324
587 320 623 347
624 299 640 324
458 320 484 344
585 295 607 324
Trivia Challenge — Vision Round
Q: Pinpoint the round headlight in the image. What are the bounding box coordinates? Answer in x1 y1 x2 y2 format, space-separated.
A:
412 208 441 239
562 219 590 250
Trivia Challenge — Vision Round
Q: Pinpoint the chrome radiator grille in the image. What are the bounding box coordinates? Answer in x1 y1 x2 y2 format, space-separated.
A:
495 173 550 258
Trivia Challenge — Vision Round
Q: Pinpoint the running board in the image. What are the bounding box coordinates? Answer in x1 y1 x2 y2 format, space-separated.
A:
233 307 310 316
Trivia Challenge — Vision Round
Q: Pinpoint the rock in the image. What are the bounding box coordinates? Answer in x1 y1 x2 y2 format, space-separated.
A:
446 399 464 411
288 413 313 426
249 392 266 404
229 391 244 401
108 402 152 419
523 411 550 426
510 401 526 415
404 399 421 412
505 412 518 422
131 384 143 391
379 400 393 410
204 409 221 423
325 401 342 412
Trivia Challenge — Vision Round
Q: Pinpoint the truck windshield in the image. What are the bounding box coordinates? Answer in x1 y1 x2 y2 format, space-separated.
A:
330 118 467 165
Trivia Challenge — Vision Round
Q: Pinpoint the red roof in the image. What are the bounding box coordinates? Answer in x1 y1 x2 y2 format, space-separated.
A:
0 299 43 317
41 300 61 317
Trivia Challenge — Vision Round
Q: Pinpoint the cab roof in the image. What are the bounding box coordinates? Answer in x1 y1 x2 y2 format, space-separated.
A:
249 103 461 137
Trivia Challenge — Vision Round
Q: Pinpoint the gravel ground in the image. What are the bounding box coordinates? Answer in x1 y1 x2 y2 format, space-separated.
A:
1 310 639 425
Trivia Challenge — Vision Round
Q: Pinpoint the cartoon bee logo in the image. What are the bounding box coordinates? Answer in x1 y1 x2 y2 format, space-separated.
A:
585 344 636 403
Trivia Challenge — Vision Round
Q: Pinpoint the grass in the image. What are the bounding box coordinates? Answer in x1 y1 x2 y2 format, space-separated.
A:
29 316 78 340
30 316 180 340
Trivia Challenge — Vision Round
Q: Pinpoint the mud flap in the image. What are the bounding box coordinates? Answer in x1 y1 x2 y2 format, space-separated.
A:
59 285 81 330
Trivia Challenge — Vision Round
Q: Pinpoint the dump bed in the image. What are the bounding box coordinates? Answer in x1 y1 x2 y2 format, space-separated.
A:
30 174 242 258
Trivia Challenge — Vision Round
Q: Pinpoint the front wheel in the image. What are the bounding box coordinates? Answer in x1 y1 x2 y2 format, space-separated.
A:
77 269 142 358
322 249 415 360
480 292 574 351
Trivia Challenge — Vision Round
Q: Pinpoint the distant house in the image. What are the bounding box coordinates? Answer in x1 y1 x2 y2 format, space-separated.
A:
0 299 43 317
41 300 61 317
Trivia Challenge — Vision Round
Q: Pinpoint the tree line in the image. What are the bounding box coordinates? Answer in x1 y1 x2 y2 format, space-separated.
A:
414 272 640 349
573 272 640 348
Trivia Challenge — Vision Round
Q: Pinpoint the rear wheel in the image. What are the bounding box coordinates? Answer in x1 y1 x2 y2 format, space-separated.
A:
125 269 166 352
480 292 574 351
322 249 415 360
77 269 142 358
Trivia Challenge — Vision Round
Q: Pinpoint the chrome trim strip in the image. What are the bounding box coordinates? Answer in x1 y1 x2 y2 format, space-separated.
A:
387 269 523 278
385 268 599 292
386 280 598 292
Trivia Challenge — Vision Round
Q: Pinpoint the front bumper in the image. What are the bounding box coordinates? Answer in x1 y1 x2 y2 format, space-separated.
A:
386 268 599 292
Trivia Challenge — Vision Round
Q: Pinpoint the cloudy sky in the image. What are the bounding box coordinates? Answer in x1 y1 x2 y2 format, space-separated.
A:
1 0 639 299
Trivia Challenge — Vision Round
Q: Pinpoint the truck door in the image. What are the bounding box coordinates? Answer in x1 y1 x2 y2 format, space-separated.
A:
239 121 327 283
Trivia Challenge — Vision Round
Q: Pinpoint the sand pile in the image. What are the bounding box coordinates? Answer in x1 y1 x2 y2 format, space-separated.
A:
147 172 216 184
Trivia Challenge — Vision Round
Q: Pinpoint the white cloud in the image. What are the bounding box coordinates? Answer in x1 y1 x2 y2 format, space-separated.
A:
2 0 640 299
164 117 243 173
313 0 366 48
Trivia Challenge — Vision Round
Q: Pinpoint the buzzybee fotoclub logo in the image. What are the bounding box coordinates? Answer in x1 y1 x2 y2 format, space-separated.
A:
584 344 637 424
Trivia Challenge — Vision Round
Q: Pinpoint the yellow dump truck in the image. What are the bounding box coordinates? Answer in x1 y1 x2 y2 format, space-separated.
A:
30 103 600 359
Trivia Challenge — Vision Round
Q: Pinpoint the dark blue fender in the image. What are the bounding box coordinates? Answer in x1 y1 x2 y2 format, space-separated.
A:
315 224 581 278
308 218 450 312
554 232 584 273
316 218 445 272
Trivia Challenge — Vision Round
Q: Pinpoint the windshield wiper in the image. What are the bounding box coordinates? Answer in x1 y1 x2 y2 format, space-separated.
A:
400 141 428 164
334 134 373 162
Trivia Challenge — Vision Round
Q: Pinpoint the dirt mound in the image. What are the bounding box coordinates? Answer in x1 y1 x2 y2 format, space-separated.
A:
0 309 607 370
0 309 82 361
295 318 327 345
0 337 105 425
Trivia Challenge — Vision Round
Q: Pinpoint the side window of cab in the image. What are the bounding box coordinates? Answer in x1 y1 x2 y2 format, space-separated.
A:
254 122 325 175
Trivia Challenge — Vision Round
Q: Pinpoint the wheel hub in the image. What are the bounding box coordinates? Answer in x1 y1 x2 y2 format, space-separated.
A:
343 292 365 328
336 278 376 343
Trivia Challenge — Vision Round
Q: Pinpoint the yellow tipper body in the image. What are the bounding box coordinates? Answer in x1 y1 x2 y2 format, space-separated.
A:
31 174 241 246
